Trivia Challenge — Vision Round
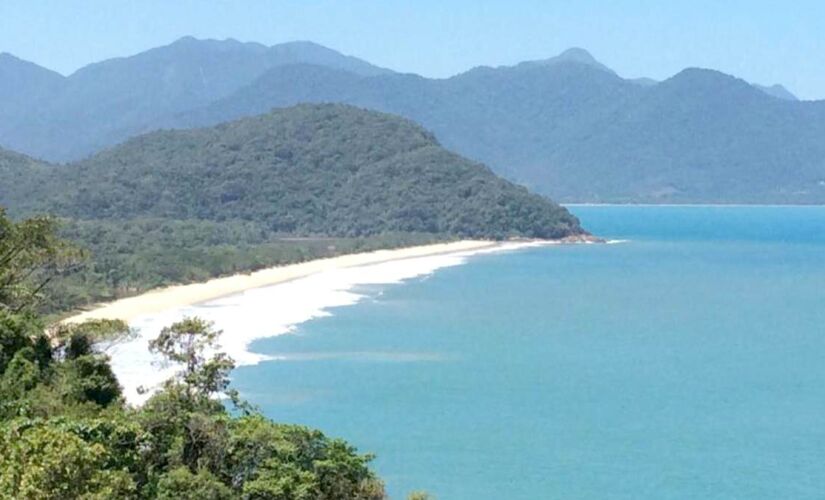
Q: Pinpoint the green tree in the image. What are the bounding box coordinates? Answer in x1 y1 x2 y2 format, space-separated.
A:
0 419 136 499
0 208 83 313
148 317 234 407
225 415 385 500
156 467 232 500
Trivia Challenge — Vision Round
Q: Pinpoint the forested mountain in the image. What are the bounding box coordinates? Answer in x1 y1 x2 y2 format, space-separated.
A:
31 104 580 238
1 105 583 312
3 39 823 203
0 147 49 214
170 60 825 204
0 37 390 161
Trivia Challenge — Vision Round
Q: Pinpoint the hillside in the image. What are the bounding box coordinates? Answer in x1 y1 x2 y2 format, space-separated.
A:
41 104 580 239
0 147 50 215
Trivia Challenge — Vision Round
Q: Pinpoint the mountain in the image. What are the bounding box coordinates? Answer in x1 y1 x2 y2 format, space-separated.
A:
753 83 798 101
0 54 66 156
3 40 824 203
518 47 615 74
167 59 825 203
0 53 64 114
630 77 658 86
0 147 50 215
166 59 635 178
0 37 392 161
13 104 582 239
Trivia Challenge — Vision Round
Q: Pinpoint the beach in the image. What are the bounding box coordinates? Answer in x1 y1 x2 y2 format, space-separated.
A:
71 239 549 403
64 240 501 324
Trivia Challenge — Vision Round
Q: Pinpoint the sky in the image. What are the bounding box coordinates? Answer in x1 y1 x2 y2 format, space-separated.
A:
1 0 823 100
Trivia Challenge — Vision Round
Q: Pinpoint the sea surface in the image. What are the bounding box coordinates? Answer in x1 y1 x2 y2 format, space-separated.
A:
231 206 825 499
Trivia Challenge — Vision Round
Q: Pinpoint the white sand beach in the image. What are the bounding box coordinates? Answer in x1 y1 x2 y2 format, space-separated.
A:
67 239 553 403
64 240 499 324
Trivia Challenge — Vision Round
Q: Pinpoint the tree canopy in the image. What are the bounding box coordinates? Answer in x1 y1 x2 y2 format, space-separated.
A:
0 208 392 498
10 104 581 240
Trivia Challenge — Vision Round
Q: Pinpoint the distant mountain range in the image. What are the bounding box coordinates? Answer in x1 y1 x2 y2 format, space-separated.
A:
0 37 391 162
751 83 798 101
2 37 823 203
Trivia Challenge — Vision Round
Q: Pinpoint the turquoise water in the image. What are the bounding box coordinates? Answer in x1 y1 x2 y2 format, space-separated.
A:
232 207 825 499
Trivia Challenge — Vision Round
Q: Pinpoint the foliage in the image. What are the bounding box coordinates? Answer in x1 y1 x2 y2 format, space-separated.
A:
0 181 395 499
0 309 128 421
0 312 389 499
45 217 447 315
0 419 136 499
49 318 134 351
0 149 50 217
148 317 235 407
0 208 83 313
155 467 233 500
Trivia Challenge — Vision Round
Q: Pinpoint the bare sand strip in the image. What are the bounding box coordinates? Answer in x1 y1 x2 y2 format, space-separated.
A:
64 240 500 324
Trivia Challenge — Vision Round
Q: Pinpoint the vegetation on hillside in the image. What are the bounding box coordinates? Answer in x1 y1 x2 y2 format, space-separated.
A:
0 148 50 216
49 218 446 315
0 209 405 499
42 104 580 239
1 105 581 314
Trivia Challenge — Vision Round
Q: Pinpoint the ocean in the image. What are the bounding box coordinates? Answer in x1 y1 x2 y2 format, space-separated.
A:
196 207 825 498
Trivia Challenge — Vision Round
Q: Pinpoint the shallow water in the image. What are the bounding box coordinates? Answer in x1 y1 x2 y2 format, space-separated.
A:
231 206 825 499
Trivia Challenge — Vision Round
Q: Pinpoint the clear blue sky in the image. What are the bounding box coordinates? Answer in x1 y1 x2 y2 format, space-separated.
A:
2 0 823 99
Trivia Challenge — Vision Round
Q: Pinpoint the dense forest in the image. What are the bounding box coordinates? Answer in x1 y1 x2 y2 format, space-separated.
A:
46 218 451 315
43 105 581 239
0 208 414 499
1 104 582 315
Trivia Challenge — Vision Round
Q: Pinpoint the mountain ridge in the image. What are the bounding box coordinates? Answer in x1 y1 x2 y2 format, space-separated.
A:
166 60 825 203
752 83 798 101
1 39 822 203
0 37 393 161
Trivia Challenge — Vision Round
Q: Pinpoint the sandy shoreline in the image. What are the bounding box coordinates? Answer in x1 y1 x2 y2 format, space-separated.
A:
64 240 501 324
85 238 560 403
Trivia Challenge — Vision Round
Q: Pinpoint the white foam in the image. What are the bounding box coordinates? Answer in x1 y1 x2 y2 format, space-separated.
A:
109 242 544 404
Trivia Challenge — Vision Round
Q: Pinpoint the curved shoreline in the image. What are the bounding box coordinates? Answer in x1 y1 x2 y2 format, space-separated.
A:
87 239 562 403
64 240 501 324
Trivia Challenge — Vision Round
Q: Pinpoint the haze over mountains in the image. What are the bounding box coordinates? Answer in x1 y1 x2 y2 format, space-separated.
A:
0 37 391 161
2 37 824 203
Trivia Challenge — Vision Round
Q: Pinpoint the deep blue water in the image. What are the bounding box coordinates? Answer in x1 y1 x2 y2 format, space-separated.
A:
232 206 825 499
